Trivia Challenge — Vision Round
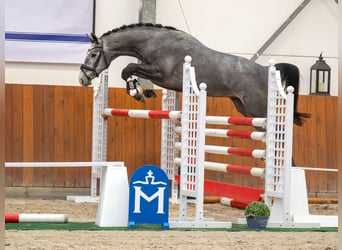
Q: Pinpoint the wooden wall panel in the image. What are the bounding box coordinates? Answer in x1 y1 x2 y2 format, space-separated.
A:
73 88 86 187
106 88 116 162
325 98 337 192
11 85 23 186
43 86 55 186
84 88 93 187
22 85 34 186
63 88 75 187
32 86 44 186
5 85 13 186
292 95 338 193
53 86 66 187
4 84 338 194
105 88 163 177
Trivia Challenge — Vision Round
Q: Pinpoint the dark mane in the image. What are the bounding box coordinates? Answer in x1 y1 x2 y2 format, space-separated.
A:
100 23 178 38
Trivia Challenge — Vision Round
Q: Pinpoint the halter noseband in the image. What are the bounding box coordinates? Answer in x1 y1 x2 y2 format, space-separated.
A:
80 40 110 81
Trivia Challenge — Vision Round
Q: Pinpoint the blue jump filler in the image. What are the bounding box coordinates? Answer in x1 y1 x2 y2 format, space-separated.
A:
128 165 169 229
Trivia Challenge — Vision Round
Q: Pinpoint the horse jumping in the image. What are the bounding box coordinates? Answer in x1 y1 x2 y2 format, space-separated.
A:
79 23 309 125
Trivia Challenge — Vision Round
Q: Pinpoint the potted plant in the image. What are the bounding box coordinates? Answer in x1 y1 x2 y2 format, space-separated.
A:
244 201 270 229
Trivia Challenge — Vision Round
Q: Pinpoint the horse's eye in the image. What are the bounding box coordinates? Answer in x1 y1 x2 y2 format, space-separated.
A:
90 53 97 58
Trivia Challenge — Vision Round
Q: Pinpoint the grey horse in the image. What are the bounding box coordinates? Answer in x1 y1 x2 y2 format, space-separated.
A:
79 23 309 125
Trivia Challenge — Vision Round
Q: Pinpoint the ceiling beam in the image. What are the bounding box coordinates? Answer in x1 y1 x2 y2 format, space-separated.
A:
251 0 311 61
138 0 156 88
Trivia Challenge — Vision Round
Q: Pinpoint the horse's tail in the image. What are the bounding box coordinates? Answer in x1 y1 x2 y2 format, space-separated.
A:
275 63 311 126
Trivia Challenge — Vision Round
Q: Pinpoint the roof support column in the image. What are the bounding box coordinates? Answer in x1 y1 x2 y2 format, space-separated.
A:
138 0 157 91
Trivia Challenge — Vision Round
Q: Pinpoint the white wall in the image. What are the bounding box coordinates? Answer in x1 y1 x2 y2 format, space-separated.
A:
5 0 338 95
5 0 139 87
156 0 338 95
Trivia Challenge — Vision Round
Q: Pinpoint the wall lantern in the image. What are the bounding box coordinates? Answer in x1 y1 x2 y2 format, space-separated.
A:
310 53 331 95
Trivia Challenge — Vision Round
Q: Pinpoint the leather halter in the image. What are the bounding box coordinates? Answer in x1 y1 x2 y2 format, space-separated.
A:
80 40 109 81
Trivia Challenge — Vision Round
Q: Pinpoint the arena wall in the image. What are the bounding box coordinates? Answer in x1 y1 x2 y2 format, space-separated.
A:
5 84 337 194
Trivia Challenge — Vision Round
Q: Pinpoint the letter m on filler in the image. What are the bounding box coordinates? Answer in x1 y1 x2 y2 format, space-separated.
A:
133 186 166 214
128 165 169 227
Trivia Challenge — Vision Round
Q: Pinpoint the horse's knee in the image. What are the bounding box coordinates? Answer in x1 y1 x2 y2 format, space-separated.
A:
121 63 137 80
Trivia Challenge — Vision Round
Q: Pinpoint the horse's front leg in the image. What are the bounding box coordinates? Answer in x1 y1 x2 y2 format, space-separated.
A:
125 77 145 102
121 63 160 102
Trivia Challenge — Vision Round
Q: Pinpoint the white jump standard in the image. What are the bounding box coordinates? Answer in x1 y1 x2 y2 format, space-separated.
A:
161 57 337 228
92 56 337 228
167 56 232 228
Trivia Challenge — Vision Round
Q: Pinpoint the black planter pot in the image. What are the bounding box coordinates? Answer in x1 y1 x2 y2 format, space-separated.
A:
246 216 269 229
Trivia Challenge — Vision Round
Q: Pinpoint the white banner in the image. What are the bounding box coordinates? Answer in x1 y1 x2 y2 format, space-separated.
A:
5 0 94 64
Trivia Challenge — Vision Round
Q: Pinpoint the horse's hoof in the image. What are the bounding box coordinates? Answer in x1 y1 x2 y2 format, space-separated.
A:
133 93 146 103
126 78 140 96
143 89 157 98
129 89 137 97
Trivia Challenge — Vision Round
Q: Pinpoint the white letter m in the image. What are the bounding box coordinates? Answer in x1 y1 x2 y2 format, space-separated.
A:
133 186 166 214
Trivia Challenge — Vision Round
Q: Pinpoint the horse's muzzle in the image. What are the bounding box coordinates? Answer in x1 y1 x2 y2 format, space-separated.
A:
79 72 91 86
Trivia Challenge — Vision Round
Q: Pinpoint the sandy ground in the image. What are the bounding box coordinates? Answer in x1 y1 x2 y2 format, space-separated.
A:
5 198 338 250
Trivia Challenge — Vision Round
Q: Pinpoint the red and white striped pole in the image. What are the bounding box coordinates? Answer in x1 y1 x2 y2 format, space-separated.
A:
205 116 266 127
103 108 266 128
5 214 68 223
175 127 265 141
220 197 250 209
103 108 182 120
174 142 266 159
174 158 264 178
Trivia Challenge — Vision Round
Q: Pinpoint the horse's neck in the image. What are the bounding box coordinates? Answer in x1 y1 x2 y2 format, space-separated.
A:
103 29 159 61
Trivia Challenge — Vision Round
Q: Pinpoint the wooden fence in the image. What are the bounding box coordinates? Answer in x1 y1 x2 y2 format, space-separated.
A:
5 84 338 194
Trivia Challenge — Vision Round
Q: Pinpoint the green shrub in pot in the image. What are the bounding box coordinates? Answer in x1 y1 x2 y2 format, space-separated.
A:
244 201 270 217
244 201 270 229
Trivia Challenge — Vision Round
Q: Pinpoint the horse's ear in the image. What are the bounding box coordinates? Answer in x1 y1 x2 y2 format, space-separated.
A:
87 33 99 44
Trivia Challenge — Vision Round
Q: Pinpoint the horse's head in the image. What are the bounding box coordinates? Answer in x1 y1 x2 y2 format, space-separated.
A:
79 33 110 86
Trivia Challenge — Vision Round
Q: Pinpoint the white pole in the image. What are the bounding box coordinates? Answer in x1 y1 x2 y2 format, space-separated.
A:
294 167 338 172
195 82 207 222
5 162 122 168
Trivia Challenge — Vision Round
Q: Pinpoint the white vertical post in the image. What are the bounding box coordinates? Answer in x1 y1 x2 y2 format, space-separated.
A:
194 83 207 222
179 56 192 220
265 60 278 209
179 56 206 223
169 56 231 228
264 60 299 227
91 70 108 196
283 85 295 223
265 60 290 225
160 89 178 203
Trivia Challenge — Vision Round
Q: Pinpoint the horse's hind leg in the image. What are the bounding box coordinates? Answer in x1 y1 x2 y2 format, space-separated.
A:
230 97 252 117
121 63 161 102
